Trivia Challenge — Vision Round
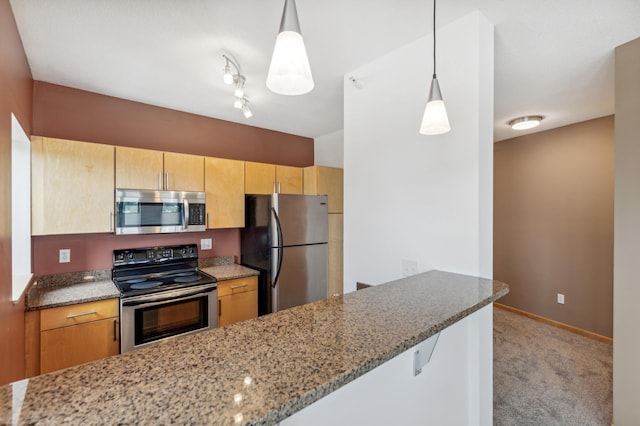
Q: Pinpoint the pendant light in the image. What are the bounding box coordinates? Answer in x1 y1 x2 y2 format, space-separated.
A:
420 0 451 135
266 0 314 96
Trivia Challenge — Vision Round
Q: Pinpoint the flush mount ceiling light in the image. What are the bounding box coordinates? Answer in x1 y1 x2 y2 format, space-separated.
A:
222 54 252 119
420 0 450 136
508 116 544 130
266 0 314 96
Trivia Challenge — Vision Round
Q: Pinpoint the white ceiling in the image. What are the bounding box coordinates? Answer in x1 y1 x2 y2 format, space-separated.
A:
9 0 640 142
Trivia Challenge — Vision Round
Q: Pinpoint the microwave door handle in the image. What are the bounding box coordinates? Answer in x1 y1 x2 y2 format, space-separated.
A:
183 199 189 230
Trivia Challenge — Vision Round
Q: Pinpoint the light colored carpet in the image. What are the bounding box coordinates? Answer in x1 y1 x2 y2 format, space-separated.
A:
493 307 613 426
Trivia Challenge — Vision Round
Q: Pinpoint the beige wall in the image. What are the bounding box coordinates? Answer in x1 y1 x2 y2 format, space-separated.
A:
613 36 640 424
494 116 614 337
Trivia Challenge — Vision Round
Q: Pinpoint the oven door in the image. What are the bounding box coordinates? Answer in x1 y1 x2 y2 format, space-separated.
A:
120 283 217 353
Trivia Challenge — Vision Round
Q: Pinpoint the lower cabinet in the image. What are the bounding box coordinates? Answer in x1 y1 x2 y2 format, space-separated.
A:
26 298 120 376
218 276 258 327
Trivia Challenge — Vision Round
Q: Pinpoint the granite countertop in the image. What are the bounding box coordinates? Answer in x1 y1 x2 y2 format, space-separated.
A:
26 257 259 311
202 264 260 281
26 270 119 311
3 270 508 425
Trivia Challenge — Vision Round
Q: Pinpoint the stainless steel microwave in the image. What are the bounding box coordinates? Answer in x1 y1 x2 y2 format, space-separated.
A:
115 189 206 235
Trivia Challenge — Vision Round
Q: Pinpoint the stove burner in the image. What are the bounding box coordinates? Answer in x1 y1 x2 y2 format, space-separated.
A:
125 278 148 284
174 275 200 283
130 281 163 290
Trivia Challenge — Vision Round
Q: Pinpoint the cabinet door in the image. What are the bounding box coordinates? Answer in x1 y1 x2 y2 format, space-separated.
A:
115 146 163 190
164 152 205 191
204 157 245 228
328 214 344 296
31 137 115 235
303 166 344 213
40 317 119 374
218 277 258 327
276 165 303 194
245 161 276 194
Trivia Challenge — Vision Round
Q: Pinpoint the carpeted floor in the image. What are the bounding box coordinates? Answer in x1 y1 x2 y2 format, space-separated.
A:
493 307 613 426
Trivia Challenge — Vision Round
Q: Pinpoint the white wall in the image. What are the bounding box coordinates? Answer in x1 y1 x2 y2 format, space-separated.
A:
282 305 493 426
343 12 494 293
314 129 344 168
613 36 640 424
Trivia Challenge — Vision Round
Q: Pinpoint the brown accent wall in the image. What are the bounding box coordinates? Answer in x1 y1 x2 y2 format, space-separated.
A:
0 0 34 385
33 81 314 166
32 229 239 276
494 116 614 337
30 82 315 277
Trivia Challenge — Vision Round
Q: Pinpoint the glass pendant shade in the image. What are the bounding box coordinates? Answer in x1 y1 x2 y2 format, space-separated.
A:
420 77 451 135
266 0 314 95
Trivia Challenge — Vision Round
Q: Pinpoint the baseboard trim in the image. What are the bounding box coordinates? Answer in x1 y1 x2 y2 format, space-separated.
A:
494 303 613 345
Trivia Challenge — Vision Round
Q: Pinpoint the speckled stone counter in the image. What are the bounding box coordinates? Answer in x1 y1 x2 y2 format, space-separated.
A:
202 264 260 281
2 270 508 425
26 270 119 311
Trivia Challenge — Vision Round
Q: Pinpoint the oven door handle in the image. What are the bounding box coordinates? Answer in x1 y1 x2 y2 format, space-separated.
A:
122 287 215 307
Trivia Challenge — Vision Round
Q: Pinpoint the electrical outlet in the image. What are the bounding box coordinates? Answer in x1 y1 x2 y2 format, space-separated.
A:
59 248 71 263
557 293 565 304
200 238 212 250
402 259 418 277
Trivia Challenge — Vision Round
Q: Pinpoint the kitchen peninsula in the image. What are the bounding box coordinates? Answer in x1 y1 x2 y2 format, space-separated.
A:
1 271 507 425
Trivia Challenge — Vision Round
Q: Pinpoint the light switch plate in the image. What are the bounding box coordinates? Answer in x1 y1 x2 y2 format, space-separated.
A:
200 238 212 250
557 293 565 304
59 248 71 263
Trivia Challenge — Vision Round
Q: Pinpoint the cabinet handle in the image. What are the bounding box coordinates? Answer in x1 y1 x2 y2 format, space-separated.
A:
158 172 163 190
273 180 277 193
113 319 117 341
278 181 282 193
218 299 221 317
66 310 97 319
207 212 210 228
231 284 248 290
165 172 170 190
109 212 114 232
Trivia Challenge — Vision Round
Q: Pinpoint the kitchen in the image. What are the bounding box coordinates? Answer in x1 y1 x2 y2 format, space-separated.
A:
2 0 640 424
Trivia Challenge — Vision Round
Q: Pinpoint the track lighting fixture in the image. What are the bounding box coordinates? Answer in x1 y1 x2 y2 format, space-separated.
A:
420 0 451 136
222 54 253 119
234 75 246 98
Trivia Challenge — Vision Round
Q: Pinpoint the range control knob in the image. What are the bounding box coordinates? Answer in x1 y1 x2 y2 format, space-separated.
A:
116 253 124 261
181 248 187 256
126 252 134 260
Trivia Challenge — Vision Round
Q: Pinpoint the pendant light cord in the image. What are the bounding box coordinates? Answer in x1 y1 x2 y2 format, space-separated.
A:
433 0 437 79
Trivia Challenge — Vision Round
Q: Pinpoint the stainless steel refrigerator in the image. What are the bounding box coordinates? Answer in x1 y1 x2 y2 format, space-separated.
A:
241 193 329 315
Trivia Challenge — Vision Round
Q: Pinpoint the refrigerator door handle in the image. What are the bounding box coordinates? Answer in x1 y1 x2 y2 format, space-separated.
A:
271 207 284 289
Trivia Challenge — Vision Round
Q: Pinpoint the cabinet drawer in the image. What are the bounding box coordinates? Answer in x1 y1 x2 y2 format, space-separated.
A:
217 276 258 297
40 298 119 331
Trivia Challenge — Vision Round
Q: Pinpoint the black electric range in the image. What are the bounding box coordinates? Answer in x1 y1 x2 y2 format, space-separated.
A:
112 244 216 298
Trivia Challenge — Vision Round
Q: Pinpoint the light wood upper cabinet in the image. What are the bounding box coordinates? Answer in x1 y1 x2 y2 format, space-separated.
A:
164 152 204 192
245 161 276 194
31 136 115 235
218 276 258 327
276 165 303 194
204 157 245 228
304 166 344 213
245 162 303 194
115 146 163 190
115 148 204 192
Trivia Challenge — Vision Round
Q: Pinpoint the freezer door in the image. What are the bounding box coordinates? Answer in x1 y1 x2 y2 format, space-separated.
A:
271 243 328 312
272 194 328 246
